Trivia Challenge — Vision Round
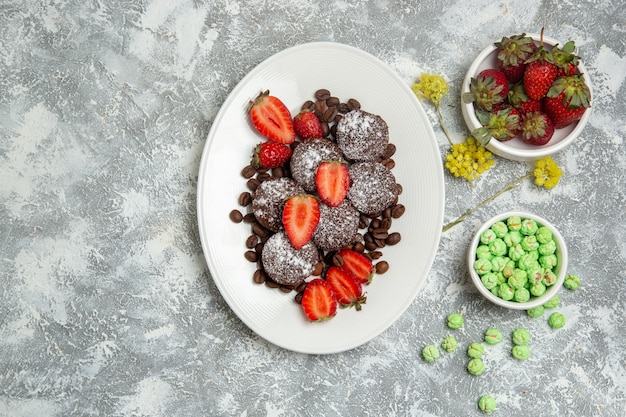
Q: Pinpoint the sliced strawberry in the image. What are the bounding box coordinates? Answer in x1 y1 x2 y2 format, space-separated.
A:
325 266 366 311
315 160 350 207
251 142 292 169
337 249 374 284
249 90 295 144
293 110 324 139
301 278 337 321
282 194 320 249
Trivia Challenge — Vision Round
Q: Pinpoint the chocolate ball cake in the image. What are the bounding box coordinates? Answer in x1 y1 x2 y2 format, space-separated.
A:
313 200 360 251
347 161 401 215
290 138 344 192
261 231 318 287
252 177 304 232
336 109 389 161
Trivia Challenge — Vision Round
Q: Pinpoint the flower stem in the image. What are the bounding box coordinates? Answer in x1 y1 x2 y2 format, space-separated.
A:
435 104 454 147
442 173 533 232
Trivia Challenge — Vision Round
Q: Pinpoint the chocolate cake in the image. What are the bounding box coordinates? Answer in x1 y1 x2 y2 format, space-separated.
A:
252 177 303 232
336 109 389 161
313 200 360 251
261 231 318 287
290 138 344 192
347 161 401 215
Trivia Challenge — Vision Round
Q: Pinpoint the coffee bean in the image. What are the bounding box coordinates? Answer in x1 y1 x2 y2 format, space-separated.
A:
383 143 397 159
324 108 338 123
255 242 264 254
391 204 405 218
381 158 395 170
247 178 260 191
265 279 279 288
315 89 331 100
375 239 386 248
241 165 256 179
375 260 389 274
244 250 258 262
279 285 292 293
238 191 252 206
229 209 243 223
294 292 303 304
333 253 344 267
253 269 266 284
364 241 378 251
246 235 258 248
380 217 392 230
386 232 401 245
243 213 256 223
330 124 338 138
326 96 340 107
252 222 270 238
301 100 315 111
352 242 365 253
337 103 351 113
315 99 328 116
312 262 324 276
369 250 383 259
256 171 271 182
271 167 285 177
372 228 388 240
321 121 330 137
347 98 361 110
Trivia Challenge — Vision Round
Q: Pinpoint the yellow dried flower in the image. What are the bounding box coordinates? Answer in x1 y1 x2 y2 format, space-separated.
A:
412 73 449 106
444 137 495 182
533 156 563 189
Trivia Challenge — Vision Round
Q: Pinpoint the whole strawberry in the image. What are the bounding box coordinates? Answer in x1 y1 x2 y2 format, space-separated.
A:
520 111 555 146
293 110 324 139
495 33 537 83
251 142 292 169
463 68 509 111
523 33 557 101
508 82 542 114
553 40 580 77
473 105 521 145
543 75 591 128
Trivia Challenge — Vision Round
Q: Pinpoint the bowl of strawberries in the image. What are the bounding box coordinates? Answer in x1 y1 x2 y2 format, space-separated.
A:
461 30 592 161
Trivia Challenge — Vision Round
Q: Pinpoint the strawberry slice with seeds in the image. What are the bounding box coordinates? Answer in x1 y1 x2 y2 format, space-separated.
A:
301 278 337 321
326 266 367 311
315 160 350 207
282 194 320 249
249 90 295 144
337 249 374 284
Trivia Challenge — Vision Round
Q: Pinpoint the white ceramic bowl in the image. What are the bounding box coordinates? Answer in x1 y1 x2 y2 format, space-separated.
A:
467 211 568 310
461 33 593 161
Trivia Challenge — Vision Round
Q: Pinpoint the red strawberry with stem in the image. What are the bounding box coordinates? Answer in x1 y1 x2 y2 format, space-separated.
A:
494 33 537 83
543 75 591 128
325 266 367 311
251 142 292 169
282 194 320 249
520 111 555 146
315 159 350 207
523 29 557 100
473 105 521 145
293 110 324 139
508 82 542 114
337 249 374 284
463 68 509 111
301 278 337 321
553 40 580 77
249 90 295 144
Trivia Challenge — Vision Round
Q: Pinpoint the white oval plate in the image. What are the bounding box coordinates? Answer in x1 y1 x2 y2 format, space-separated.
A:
197 42 444 354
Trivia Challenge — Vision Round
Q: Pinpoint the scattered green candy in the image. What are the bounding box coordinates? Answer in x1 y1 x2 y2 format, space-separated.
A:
564 274 581 290
447 313 464 329
527 305 544 318
484 328 503 345
498 283 514 301
422 344 440 362
543 295 560 309
530 282 546 297
467 342 485 358
514 287 530 303
441 336 458 353
467 358 485 375
512 344 531 360
478 395 496 414
548 312 566 329
511 328 530 346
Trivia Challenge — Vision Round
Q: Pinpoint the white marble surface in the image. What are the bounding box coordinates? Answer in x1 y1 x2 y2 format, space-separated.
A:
1 1 625 416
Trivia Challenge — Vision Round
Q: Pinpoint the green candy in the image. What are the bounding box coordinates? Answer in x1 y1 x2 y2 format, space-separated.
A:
422 344 440 362
480 229 497 244
535 226 553 244
467 342 485 358
518 253 540 271
476 244 492 260
539 254 558 269
498 283 514 300
512 328 531 346
441 336 458 353
484 328 503 345
508 244 525 262
542 270 557 286
508 270 528 289
503 230 523 247
549 312 566 329
481 273 499 290
490 256 507 272
514 287 531 303
447 313 464 329
564 274 581 290
506 215 522 231
521 235 539 252
527 305 544 318
538 239 557 256
512 344 531 360
478 395 497 414
489 238 507 257
520 218 538 235
543 295 560 309
490 221 508 238
474 258 492 275
530 282 546 297
467 358 485 375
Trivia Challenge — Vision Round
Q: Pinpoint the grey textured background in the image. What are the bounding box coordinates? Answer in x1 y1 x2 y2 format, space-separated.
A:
1 0 625 416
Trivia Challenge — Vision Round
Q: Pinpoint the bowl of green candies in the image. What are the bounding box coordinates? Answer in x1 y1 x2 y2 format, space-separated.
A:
467 211 568 310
